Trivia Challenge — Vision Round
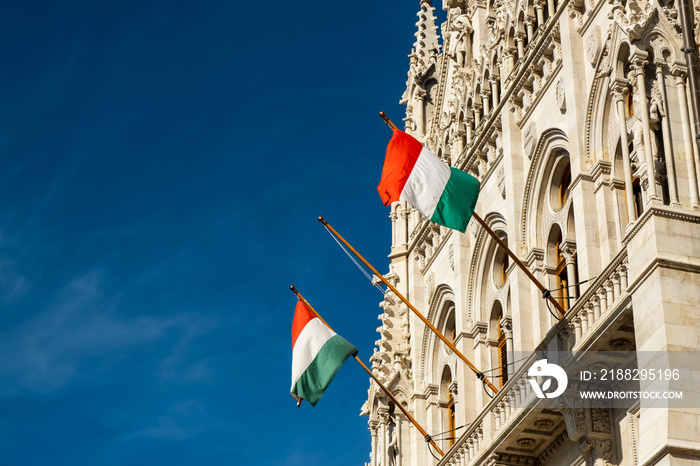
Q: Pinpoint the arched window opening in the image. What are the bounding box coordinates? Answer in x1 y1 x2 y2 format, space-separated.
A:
652 124 671 205
497 310 508 387
626 90 635 119
492 235 510 289
632 177 644 218
440 367 456 448
558 164 571 207
445 309 456 343
549 154 572 211
546 226 575 312
490 302 508 388
554 234 569 312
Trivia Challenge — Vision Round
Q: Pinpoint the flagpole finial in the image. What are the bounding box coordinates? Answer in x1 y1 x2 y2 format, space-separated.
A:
379 111 398 130
318 216 327 225
289 285 298 294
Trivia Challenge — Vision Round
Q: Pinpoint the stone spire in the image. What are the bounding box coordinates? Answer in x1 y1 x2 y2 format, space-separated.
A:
412 0 442 69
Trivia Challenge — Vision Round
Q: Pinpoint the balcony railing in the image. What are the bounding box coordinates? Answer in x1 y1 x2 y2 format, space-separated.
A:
437 248 631 465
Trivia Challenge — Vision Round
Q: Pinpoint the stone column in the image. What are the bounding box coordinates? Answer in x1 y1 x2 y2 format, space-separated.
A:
525 18 535 42
451 129 465 166
465 116 474 145
481 89 491 115
390 210 398 251
504 48 516 75
379 410 392 466
414 88 426 137
369 421 379 466
474 102 483 128
499 315 514 379
631 56 661 202
611 81 637 223
654 61 680 205
395 414 402 466
535 2 545 25
490 77 500 110
561 242 579 300
672 67 700 208
516 32 526 58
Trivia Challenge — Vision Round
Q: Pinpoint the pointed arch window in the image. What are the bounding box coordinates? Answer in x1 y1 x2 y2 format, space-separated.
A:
497 312 508 387
555 238 569 312
441 367 456 448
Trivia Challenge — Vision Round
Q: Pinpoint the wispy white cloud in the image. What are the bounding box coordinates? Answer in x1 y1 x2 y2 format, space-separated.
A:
0 259 29 302
0 271 218 396
131 399 210 441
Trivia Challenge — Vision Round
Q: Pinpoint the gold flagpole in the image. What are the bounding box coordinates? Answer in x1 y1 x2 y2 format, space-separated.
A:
290 286 445 457
317 218 500 395
378 111 566 318
470 213 566 317
379 111 398 130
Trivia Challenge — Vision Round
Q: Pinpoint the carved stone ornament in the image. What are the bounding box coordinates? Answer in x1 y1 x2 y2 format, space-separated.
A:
585 27 600 65
580 438 613 466
591 406 612 434
608 338 634 350
556 77 566 111
523 122 536 160
533 418 555 431
552 397 587 442
608 0 657 41
516 437 537 448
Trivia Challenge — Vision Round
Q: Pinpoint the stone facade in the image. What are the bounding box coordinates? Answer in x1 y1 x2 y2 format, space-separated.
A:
361 1 700 465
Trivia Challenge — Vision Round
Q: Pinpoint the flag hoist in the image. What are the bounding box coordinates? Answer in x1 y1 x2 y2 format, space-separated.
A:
289 286 445 457
377 111 566 318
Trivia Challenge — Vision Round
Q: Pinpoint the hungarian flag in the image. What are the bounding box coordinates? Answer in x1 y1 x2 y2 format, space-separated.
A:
291 300 358 407
377 128 480 233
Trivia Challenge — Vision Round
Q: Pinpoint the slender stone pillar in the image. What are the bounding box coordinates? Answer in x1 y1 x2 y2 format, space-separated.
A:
525 18 535 43
414 88 426 137
673 67 700 208
611 81 637 222
369 422 379 466
654 61 680 205
535 4 545 25
516 32 526 59
631 56 661 202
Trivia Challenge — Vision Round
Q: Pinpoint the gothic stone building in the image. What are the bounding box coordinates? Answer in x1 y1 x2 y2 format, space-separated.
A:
361 0 700 465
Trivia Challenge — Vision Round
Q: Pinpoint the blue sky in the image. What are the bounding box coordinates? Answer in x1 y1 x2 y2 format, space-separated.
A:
0 1 435 465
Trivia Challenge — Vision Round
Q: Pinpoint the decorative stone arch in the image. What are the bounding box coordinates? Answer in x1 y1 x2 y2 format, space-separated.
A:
565 203 577 242
466 212 509 325
642 29 682 65
520 128 569 249
487 298 507 342
419 284 457 384
507 25 518 61
544 223 566 270
583 25 621 166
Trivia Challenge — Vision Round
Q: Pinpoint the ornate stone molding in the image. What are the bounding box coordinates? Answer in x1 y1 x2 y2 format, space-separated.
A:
552 396 615 466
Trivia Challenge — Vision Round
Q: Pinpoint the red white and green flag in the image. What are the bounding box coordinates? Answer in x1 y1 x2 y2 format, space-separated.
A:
291 299 357 407
377 128 480 233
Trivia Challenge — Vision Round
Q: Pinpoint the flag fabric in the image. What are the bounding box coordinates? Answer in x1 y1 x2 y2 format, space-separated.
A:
291 300 358 407
377 128 480 233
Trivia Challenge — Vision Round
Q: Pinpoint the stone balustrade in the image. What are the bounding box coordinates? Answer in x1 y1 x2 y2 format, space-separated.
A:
437 249 631 465
565 250 629 350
